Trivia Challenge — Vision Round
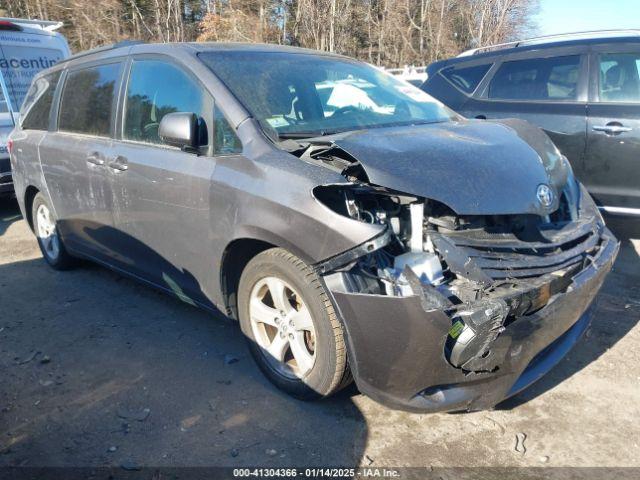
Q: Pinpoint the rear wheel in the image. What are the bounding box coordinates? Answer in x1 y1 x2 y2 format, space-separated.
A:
238 248 351 399
32 193 75 270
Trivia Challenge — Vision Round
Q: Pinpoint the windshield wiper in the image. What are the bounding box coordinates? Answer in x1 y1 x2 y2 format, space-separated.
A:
278 120 447 140
277 130 335 140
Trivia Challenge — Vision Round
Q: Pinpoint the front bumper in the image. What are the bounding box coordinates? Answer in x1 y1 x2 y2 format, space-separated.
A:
328 227 619 413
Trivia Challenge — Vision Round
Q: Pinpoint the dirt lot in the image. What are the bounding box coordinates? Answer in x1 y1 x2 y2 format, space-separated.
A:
1 196 639 472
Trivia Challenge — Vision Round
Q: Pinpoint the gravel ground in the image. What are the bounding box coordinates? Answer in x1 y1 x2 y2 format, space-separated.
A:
1 196 639 472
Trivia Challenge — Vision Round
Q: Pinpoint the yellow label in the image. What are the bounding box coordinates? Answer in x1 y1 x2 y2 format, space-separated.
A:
449 320 465 339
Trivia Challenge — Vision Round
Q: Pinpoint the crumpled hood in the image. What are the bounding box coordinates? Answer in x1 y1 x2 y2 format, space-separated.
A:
332 118 570 216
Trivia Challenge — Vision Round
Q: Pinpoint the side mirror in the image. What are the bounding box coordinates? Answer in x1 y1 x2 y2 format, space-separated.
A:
158 112 199 151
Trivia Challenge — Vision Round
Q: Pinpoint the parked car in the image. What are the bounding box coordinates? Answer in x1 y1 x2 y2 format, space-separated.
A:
383 65 428 87
421 30 640 217
9 42 618 412
0 17 70 195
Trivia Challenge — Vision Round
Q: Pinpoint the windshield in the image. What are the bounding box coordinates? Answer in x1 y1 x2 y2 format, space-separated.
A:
198 51 458 139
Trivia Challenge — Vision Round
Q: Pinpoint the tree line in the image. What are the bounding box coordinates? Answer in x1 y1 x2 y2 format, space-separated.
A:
2 0 538 66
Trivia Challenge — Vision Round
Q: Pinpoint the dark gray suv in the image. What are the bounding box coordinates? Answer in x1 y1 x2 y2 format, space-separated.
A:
9 42 618 412
422 31 640 217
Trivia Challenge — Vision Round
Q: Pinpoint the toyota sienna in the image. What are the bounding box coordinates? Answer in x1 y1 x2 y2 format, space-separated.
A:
8 42 619 412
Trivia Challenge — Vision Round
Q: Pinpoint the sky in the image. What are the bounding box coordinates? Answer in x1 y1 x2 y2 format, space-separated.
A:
534 0 640 36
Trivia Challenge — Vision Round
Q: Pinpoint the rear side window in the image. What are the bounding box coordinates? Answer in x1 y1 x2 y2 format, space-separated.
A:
441 64 491 94
124 59 209 146
20 71 61 130
58 63 120 136
598 53 640 103
489 55 581 101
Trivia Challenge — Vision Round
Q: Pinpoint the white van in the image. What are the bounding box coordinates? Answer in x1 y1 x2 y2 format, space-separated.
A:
0 18 70 194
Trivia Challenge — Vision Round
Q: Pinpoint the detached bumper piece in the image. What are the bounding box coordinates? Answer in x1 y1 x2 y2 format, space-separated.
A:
328 227 619 413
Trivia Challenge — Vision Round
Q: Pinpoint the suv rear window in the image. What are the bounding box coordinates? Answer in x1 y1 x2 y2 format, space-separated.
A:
20 71 61 130
441 64 491 94
489 55 581 101
58 63 120 136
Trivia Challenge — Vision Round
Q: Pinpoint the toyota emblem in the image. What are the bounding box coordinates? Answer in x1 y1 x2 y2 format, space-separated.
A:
537 184 554 208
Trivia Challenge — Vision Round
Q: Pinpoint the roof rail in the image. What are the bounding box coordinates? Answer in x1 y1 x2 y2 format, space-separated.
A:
385 65 428 75
63 40 145 62
458 29 640 57
0 17 63 32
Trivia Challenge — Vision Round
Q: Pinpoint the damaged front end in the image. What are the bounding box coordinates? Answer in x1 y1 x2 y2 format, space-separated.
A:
305 142 619 412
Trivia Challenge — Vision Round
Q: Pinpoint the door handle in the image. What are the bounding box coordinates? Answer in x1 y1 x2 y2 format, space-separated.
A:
592 124 632 135
86 152 105 166
108 156 128 172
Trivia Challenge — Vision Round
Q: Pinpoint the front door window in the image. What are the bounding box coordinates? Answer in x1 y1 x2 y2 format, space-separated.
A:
123 59 209 146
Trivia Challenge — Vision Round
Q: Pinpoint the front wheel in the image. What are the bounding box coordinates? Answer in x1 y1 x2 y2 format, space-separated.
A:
32 193 75 270
238 248 351 399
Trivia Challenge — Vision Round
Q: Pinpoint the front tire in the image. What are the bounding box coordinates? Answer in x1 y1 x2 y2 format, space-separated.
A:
238 248 351 399
32 193 75 270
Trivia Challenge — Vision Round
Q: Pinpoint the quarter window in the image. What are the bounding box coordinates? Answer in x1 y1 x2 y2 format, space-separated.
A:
488 56 581 101
58 63 120 136
20 71 61 130
214 105 242 154
441 64 491 94
598 53 640 103
124 60 209 146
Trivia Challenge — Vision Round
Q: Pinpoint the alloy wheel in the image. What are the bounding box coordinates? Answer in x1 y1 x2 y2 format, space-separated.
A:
36 203 60 261
248 276 317 380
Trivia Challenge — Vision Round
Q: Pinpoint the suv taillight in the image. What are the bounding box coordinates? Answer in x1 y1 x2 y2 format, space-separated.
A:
0 21 22 31
7 139 13 154
0 20 22 32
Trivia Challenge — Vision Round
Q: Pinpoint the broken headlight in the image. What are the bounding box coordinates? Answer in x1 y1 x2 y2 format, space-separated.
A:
314 184 449 296
445 298 508 371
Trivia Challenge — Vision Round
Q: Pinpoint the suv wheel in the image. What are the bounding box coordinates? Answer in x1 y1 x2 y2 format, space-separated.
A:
32 193 75 270
238 248 351 399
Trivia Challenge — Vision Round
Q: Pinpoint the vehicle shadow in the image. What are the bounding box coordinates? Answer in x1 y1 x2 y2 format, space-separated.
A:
497 216 640 409
0 222 368 467
0 196 22 236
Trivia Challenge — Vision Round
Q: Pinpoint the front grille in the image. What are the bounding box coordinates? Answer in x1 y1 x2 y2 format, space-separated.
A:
434 217 602 280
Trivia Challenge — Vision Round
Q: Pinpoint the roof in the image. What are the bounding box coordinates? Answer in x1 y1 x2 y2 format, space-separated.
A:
56 40 344 68
454 31 640 62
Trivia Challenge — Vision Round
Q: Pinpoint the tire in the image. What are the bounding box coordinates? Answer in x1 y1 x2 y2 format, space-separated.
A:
238 248 351 400
32 193 75 270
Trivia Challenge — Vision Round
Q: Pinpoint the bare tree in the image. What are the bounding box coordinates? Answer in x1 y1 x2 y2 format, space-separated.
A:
1 0 538 66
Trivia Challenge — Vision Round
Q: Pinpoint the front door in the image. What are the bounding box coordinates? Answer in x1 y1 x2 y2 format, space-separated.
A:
109 57 242 306
585 46 640 212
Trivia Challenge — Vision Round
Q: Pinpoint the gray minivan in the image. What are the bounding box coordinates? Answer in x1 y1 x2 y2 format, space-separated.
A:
8 41 618 412
0 17 70 194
